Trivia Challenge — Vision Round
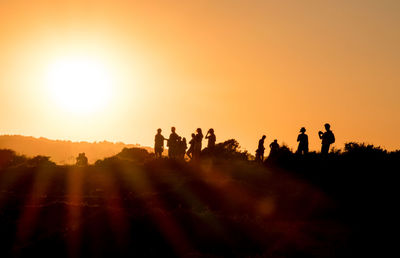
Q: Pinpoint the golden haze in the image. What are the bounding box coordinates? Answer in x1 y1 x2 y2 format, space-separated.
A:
0 0 399 152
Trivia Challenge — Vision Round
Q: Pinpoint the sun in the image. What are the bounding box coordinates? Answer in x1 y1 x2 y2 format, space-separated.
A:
45 56 113 114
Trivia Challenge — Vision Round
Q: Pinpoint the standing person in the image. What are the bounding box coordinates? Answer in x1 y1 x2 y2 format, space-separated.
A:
318 123 335 155
167 126 180 158
179 137 187 160
175 136 186 160
296 127 309 155
154 128 166 158
205 128 216 150
187 133 196 159
193 128 203 159
269 139 280 157
255 135 266 162
76 153 88 166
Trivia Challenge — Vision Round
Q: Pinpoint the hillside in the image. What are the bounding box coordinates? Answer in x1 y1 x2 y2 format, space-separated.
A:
0 135 153 164
0 142 398 257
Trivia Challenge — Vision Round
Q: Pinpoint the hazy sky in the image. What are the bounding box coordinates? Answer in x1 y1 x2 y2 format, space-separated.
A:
1 0 399 152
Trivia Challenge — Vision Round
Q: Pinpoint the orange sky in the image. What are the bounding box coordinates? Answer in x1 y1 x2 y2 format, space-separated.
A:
1 0 399 152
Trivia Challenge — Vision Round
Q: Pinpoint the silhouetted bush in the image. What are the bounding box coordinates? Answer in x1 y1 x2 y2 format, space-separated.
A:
117 147 151 161
95 147 152 166
27 155 56 167
389 150 400 159
344 142 387 157
0 149 27 168
201 139 251 160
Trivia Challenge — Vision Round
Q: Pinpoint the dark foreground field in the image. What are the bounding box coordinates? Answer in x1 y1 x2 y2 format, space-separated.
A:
0 145 398 257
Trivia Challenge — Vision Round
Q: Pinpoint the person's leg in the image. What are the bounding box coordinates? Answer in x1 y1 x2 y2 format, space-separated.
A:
321 144 329 155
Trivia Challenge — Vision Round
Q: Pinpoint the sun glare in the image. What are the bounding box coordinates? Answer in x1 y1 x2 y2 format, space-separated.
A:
46 57 113 114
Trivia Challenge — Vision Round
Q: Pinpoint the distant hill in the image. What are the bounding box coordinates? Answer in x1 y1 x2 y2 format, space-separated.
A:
0 135 153 164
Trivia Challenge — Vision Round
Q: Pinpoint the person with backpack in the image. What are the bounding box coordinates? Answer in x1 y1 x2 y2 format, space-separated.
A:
318 123 335 155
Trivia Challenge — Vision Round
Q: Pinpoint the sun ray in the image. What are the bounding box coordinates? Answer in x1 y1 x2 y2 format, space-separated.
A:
66 166 84 257
14 167 54 249
118 164 194 256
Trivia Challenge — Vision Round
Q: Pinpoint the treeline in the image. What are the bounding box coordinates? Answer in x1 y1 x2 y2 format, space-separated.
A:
0 135 151 164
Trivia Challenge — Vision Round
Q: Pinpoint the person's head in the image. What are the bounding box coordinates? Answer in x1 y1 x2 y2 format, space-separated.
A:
274 139 277 143
157 128 162 133
262 135 266 139
197 128 202 134
300 127 306 133
171 127 176 133
182 137 186 143
191 133 195 138
208 128 214 134
324 123 331 130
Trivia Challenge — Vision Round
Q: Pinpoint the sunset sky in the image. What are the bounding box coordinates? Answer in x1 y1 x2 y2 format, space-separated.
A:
1 0 399 153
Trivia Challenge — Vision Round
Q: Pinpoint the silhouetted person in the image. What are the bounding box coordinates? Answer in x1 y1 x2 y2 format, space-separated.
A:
269 139 280 157
187 133 196 159
193 128 203 159
177 137 187 160
167 127 180 158
154 128 166 158
318 123 335 155
205 128 216 150
255 135 266 162
296 127 309 155
76 153 88 166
